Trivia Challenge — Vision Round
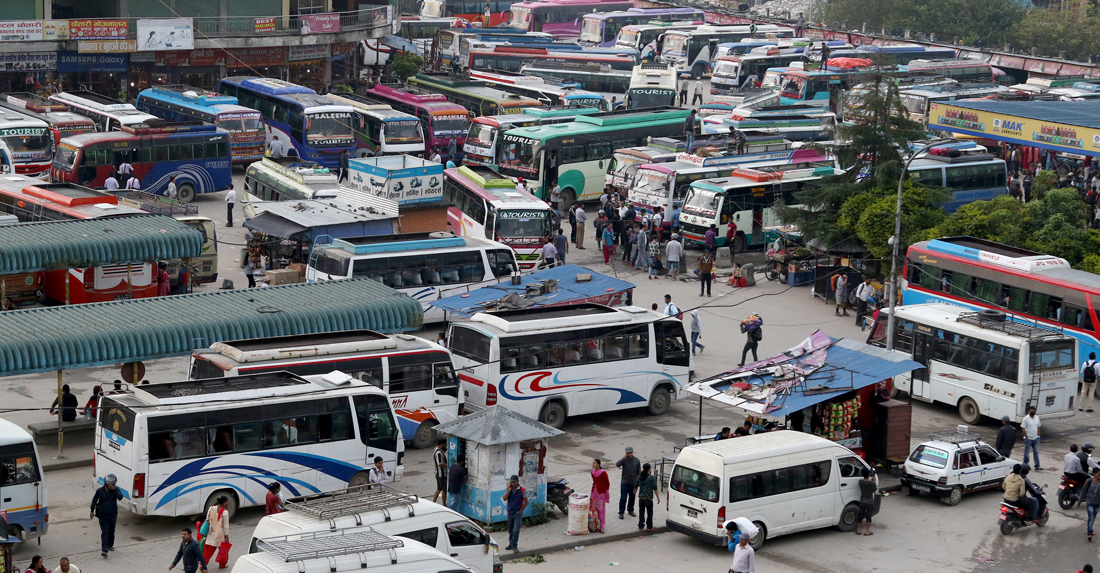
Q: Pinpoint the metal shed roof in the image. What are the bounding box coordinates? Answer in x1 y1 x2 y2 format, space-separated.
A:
948 99 1100 130
433 405 563 445
0 278 422 376
0 216 204 274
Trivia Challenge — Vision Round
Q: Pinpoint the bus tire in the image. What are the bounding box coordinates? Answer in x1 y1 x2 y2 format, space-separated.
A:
732 233 747 254
957 396 981 425
410 420 439 450
561 189 576 210
349 471 372 488
691 63 707 80
646 386 671 416
203 490 239 520
539 401 566 429
176 183 196 203
748 521 767 549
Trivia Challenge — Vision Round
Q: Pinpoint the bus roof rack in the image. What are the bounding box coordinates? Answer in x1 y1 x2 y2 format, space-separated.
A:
929 430 983 445
284 485 419 523
956 311 1065 339
255 528 405 564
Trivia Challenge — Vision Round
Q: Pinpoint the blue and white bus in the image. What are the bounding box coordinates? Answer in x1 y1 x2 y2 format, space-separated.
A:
217 77 358 169
0 419 48 541
135 85 266 165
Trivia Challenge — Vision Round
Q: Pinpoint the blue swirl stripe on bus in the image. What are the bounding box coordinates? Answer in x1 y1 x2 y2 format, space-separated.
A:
577 386 647 404
144 164 218 196
151 453 363 500
412 287 437 301
154 473 324 511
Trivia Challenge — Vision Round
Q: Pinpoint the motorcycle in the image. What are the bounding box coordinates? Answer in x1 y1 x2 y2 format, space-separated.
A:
999 487 1050 535
1058 474 1086 509
546 476 573 515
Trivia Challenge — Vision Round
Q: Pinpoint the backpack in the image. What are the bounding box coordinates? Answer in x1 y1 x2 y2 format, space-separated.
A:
1086 360 1097 383
750 326 763 342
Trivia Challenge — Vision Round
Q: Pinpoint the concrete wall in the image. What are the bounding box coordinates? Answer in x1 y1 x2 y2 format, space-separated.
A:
227 0 283 17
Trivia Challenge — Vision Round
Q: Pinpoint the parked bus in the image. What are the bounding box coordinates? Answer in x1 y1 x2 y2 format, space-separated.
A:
615 21 704 55
0 108 53 176
898 82 1009 125
520 62 633 93
135 85 266 165
579 8 704 48
662 25 796 79
242 157 340 218
464 107 600 168
0 92 94 142
397 15 458 55
361 84 470 161
51 122 233 202
218 77 358 169
701 106 837 142
434 28 555 70
469 69 609 110
49 90 160 131
466 46 637 73
444 165 552 269
408 73 543 117
625 63 678 109
868 303 1077 424
108 192 219 288
324 93 426 158
0 419 48 541
907 152 1007 212
778 66 891 105
189 330 461 449
494 107 692 202
823 45 957 66
904 59 995 83
510 0 635 39
604 141 680 197
306 233 518 323
93 371 405 518
448 303 691 428
679 166 839 252
419 0 518 26
903 236 1100 363
711 47 812 95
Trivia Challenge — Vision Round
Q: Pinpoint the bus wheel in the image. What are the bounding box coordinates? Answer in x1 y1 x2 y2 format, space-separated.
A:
748 521 767 549
203 490 238 520
692 64 707 80
957 397 981 425
732 233 746 254
646 386 671 416
539 401 566 429
410 420 439 450
176 183 196 203
561 189 575 209
349 471 371 488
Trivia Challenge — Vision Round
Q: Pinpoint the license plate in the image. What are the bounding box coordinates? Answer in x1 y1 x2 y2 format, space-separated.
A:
911 484 930 492
687 509 699 519
1059 484 1065 490
998 514 1007 521
113 294 132 300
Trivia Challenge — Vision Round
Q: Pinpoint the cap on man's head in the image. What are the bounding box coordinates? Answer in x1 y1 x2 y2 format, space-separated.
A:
1002 415 1011 422
625 446 634 453
510 474 519 483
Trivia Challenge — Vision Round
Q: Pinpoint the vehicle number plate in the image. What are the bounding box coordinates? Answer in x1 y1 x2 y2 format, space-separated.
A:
911 484 930 492
1058 485 1065 490
998 514 1006 521
114 294 132 300
687 509 699 519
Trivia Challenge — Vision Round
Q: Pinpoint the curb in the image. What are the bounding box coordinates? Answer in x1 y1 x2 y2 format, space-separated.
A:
43 458 93 472
501 526 671 561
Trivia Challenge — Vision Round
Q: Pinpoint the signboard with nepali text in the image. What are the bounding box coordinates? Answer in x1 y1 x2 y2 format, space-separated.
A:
288 44 330 61
0 21 43 42
69 19 129 39
0 52 56 71
928 102 1100 157
78 40 139 54
155 47 286 67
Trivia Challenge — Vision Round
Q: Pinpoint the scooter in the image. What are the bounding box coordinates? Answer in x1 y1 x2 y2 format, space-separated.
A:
1058 474 1086 509
547 476 573 515
999 488 1050 535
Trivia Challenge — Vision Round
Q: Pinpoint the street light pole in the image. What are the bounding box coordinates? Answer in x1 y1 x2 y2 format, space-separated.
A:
886 139 954 350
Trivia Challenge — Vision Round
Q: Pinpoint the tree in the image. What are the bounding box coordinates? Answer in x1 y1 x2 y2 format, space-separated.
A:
817 0 1023 48
838 180 947 259
1009 10 1100 62
391 51 423 82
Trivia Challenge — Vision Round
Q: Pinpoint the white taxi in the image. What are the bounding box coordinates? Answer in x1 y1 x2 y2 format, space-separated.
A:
900 431 1017 506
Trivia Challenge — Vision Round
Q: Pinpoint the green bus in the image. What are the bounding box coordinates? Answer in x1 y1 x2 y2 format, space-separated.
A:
494 107 691 204
407 73 542 117
242 157 340 219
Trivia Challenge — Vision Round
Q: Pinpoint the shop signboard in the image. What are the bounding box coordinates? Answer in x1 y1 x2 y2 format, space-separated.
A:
0 52 57 71
301 14 341 34
69 19 129 40
349 155 444 205
227 47 286 67
0 21 43 42
57 52 129 73
929 102 1100 157
155 47 287 67
288 44 331 62
254 17 277 33
78 40 139 54
137 18 195 51
43 21 70 41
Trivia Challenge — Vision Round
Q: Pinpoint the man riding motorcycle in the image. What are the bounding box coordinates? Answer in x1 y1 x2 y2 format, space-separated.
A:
1021 464 1046 520
1080 444 1099 474
1003 464 1039 520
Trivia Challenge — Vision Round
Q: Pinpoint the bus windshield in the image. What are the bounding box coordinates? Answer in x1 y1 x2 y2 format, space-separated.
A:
617 29 640 48
54 143 79 171
433 114 470 136
2 128 51 159
683 189 719 217
663 34 689 57
385 120 423 143
634 168 671 196
306 112 355 146
627 89 675 109
781 76 806 100
496 209 552 239
467 123 497 147
498 136 541 177
579 18 603 43
216 112 263 132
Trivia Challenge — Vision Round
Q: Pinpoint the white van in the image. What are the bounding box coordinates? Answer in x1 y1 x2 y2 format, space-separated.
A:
237 529 472 573
667 431 874 548
0 419 48 541
249 486 501 573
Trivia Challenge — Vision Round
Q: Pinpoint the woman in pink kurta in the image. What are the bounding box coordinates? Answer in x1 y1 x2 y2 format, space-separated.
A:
590 459 611 533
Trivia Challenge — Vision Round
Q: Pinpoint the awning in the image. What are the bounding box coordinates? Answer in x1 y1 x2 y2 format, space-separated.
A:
686 331 922 418
244 212 310 240
381 35 419 55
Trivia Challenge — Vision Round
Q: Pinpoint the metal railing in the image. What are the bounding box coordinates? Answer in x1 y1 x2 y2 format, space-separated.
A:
103 7 391 40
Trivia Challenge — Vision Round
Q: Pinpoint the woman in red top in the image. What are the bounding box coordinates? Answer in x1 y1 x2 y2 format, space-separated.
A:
265 482 284 515
82 385 102 419
590 459 611 533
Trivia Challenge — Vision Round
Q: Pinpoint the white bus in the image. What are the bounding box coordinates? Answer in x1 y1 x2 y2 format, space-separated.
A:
306 233 518 323
93 371 405 518
243 158 340 219
0 109 54 176
189 330 462 449
447 303 691 428
49 90 160 131
325 94 427 158
0 419 48 541
867 303 1077 424
624 63 678 110
661 25 796 79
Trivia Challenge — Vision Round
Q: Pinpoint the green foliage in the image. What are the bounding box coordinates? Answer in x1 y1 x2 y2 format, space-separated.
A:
518 554 546 564
1029 169 1059 202
332 84 354 94
392 51 423 82
818 0 1023 47
838 180 947 260
1008 11 1100 62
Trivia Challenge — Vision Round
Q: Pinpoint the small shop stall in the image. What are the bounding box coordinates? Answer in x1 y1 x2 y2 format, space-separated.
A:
684 330 920 462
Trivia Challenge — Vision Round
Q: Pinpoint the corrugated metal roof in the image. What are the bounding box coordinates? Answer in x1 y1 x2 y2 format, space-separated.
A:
429 264 635 319
433 405 563 445
949 100 1100 129
256 199 399 227
0 278 422 376
0 216 204 274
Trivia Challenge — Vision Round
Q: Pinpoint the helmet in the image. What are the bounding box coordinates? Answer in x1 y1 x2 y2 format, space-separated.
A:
1019 463 1031 477
104 474 117 485
1085 443 1095 454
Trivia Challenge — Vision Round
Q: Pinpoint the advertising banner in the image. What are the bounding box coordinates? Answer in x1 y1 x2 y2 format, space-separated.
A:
78 39 139 54
349 155 444 205
0 52 57 71
288 44 330 61
137 18 194 51
43 21 70 41
57 51 128 73
929 102 1100 157
301 14 341 34
0 21 43 42
254 17 277 33
69 19 129 39
155 47 287 67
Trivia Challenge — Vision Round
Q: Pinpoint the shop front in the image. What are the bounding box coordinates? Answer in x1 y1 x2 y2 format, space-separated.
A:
151 47 290 90
224 47 288 82
288 44 331 92
0 52 57 94
57 51 128 96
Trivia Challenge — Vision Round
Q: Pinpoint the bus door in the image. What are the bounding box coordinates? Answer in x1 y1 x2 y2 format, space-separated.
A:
910 325 933 399
353 394 401 471
654 320 690 374
0 440 45 540
432 360 462 412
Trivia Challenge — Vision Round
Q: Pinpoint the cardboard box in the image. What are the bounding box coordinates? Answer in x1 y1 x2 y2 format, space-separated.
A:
289 263 307 277
265 268 303 285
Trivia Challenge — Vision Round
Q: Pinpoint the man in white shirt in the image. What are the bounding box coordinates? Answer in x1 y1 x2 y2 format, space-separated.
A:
165 176 178 200
1081 352 1097 412
104 173 119 190
731 532 755 573
268 136 285 159
663 294 679 317
540 241 558 268
549 182 561 211
854 278 875 327
665 234 683 280
368 456 389 489
124 175 141 190
224 183 236 228
1021 407 1041 470
574 205 587 249
692 80 704 105
430 149 442 164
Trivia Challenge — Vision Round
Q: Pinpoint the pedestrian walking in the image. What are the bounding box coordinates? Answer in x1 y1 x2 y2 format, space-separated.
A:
833 273 850 316
124 174 141 189
27 556 48 573
690 309 705 355
552 228 568 265
704 224 717 255
165 176 178 200
549 181 561 211
448 136 457 160
574 204 587 249
670 203 682 237
244 257 256 288
697 251 714 296
679 78 688 106
995 415 1016 458
433 439 448 504
502 475 526 552
265 483 284 515
590 459 611 533
634 463 659 531
738 317 762 366
224 183 236 227
615 447 641 519
90 474 123 558
1022 406 1041 469
56 557 78 573
692 80 704 105
648 234 662 279
169 528 209 573
854 278 874 326
634 226 649 269
104 170 119 190
268 136 284 159
568 203 578 242
684 110 697 154
602 224 615 264
1082 352 1097 412
49 384 78 425
203 496 230 567
1084 469 1100 542
447 460 467 509
856 468 877 535
731 531 755 573
540 239 559 268
368 456 389 489
338 150 349 183
665 233 683 279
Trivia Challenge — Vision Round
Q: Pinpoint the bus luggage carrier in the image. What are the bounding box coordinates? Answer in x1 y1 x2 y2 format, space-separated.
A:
284 486 419 528
255 528 404 570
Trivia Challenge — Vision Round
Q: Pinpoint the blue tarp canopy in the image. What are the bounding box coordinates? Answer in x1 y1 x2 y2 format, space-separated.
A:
686 333 922 418
381 35 419 55
429 264 634 319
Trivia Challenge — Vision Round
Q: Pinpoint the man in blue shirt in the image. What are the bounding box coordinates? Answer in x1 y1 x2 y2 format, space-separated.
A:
169 528 208 573
502 475 527 553
670 204 682 236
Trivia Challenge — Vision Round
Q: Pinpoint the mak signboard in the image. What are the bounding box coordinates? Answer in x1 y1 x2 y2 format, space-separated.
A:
929 102 1100 157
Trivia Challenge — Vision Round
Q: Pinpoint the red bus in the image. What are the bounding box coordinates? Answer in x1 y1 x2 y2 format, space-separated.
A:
0 177 159 304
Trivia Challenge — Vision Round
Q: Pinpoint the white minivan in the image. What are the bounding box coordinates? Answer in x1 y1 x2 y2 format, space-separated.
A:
249 486 501 573
667 431 874 548
237 530 473 573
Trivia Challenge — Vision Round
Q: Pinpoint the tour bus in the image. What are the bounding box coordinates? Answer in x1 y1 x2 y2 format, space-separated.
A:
520 62 634 93
419 0 517 26
433 28 555 71
495 107 692 202
579 7 704 48
466 46 638 74
615 22 703 55
306 233 518 323
397 15 458 56
135 85 267 165
49 90 160 131
237 532 471 573
701 106 837 142
0 92 94 143
711 47 817 95
107 193 220 288
906 152 1007 212
898 82 1008 125
448 303 691 428
903 236 1100 363
868 303 1077 424
51 122 233 202
323 93 426 158
631 145 836 230
218 77 358 169
604 141 680 197
0 108 53 176
904 59 995 83
464 107 599 168
242 157 340 219
662 25 796 79
189 330 461 449
468 70 609 110
93 371 405 518
361 84 469 160
667 432 873 548
444 165 552 269
408 74 543 118
679 166 839 252
510 0 635 39
0 419 48 542
822 45 957 66
778 66 883 105
625 63 678 109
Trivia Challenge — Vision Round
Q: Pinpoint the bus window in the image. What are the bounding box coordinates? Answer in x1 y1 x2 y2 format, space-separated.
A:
654 320 689 366
388 354 434 393
487 249 517 277
354 394 400 451
318 397 353 442
434 363 460 398
0 445 39 486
